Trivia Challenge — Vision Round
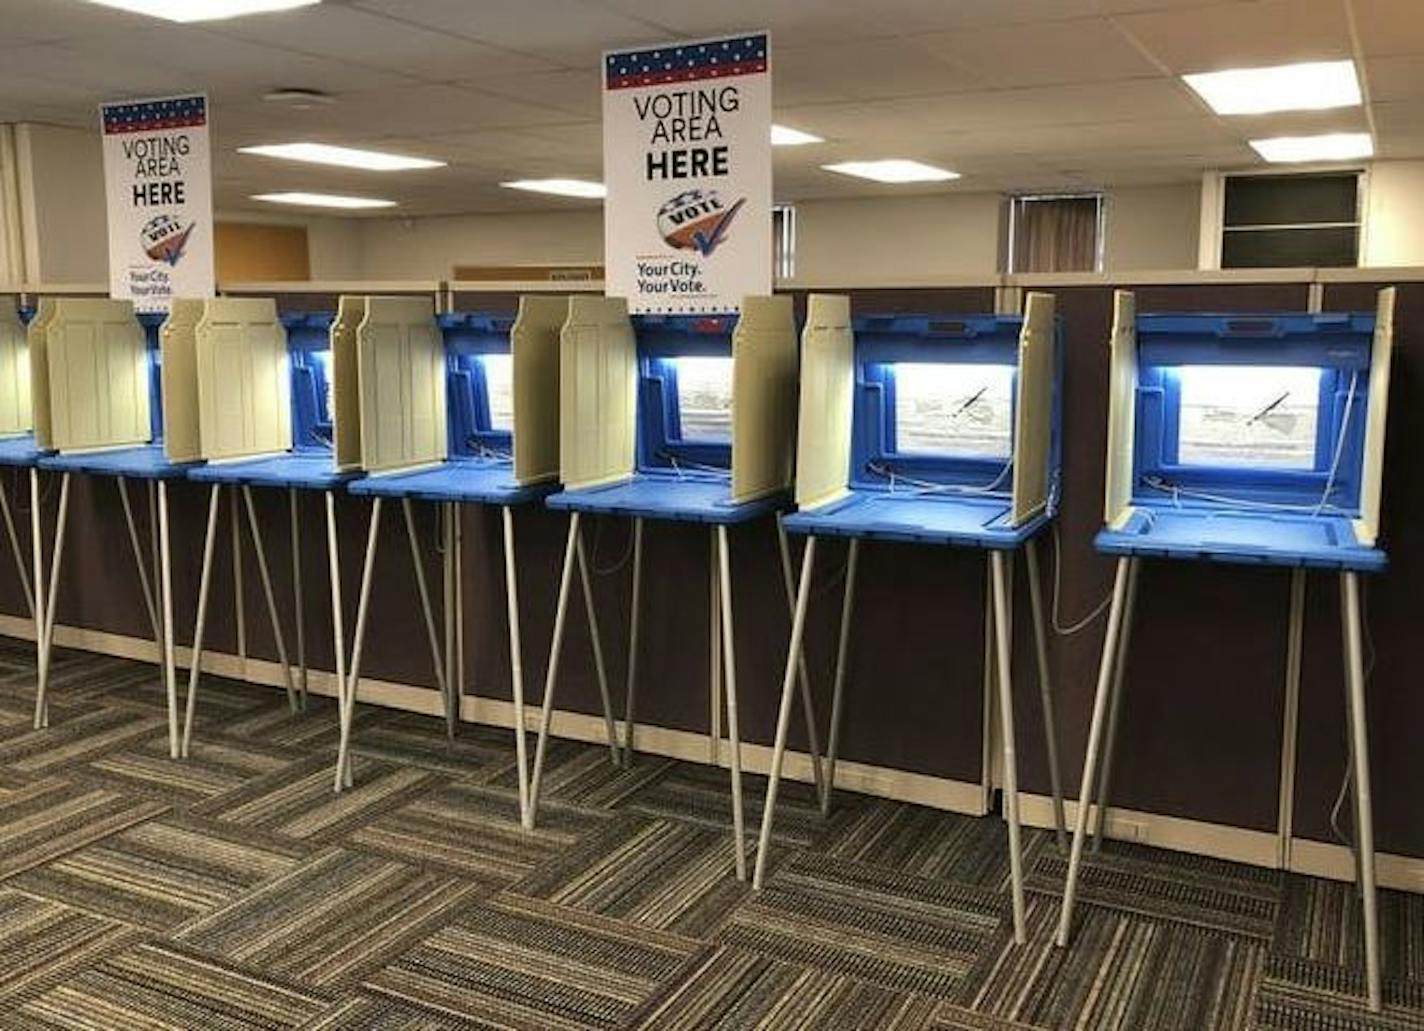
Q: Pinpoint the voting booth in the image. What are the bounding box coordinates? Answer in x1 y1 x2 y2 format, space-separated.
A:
1055 289 1396 1009
342 297 596 816
33 298 194 754
753 293 1065 943
182 300 347 756
532 295 826 879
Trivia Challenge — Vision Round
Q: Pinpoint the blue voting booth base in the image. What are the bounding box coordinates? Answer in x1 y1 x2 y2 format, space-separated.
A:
350 458 548 506
1095 509 1384 571
783 490 1048 549
548 471 783 525
40 444 193 480
188 453 356 491
0 434 44 467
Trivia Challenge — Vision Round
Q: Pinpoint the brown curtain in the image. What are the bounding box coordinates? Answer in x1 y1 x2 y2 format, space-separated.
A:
1012 197 1099 273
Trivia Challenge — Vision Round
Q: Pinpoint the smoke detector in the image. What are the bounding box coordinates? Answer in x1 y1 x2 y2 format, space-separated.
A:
262 88 335 110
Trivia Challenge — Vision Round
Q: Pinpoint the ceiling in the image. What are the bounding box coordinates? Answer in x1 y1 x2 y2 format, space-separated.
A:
0 0 1418 217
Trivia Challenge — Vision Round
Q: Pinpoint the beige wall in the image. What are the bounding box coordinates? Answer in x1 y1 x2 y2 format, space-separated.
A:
315 185 1208 284
1103 183 1200 272
1362 160 1424 267
786 193 1004 284
352 209 603 281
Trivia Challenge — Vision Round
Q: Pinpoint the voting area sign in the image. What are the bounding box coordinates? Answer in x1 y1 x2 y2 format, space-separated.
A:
100 94 215 313
603 33 772 314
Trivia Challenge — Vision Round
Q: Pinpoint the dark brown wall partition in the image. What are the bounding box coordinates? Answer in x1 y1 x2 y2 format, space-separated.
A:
9 277 1421 864
1307 280 1422 860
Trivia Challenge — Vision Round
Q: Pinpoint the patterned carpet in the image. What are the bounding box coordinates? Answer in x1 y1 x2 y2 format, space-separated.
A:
0 640 1420 1030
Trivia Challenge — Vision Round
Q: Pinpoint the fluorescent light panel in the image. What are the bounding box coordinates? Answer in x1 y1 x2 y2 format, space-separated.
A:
1183 60 1360 115
771 124 823 146
239 143 444 171
253 191 395 209
82 0 318 22
1249 132 1373 163
501 178 606 198
822 159 960 183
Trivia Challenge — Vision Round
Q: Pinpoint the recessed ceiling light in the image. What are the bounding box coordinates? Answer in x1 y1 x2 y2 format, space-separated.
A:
1249 132 1374 163
81 0 319 22
500 179 607 199
239 143 445 171
262 89 335 110
252 192 396 210
772 124 823 146
1183 60 1360 115
821 160 960 184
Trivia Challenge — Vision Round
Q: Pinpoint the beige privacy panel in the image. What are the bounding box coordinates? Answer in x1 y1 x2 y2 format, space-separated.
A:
1010 291 1056 526
1355 286 1396 546
512 295 566 486
47 298 150 452
0 299 30 436
794 294 854 510
340 296 373 470
357 295 445 474
332 295 364 471
160 299 203 462
731 295 797 504
559 296 635 489
1103 291 1139 528
27 298 56 448
195 298 291 462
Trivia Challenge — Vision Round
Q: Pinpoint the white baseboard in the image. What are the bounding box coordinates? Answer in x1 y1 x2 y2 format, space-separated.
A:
7 614 1421 894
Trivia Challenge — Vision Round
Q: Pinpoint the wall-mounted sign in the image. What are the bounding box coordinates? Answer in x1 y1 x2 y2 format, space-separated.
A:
100 93 214 313
602 33 771 314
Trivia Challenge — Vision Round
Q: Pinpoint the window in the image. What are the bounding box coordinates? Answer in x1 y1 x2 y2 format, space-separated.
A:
1008 194 1104 273
772 204 796 279
1220 172 1360 268
891 363 1015 458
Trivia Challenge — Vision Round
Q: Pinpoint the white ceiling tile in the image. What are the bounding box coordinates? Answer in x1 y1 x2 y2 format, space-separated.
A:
775 40 983 102
590 0 891 46
352 0 672 67
1350 0 1424 57
1365 55 1424 102
917 17 1160 87
455 69 601 119
1371 100 1424 135
208 5 555 81
835 0 1103 32
1112 0 1352 73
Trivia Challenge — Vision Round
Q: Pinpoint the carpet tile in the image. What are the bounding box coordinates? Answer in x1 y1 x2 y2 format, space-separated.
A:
350 779 608 886
719 850 1005 999
0 775 168 879
0 645 1416 1029
0 888 143 1005
11 813 307 931
513 814 753 936
192 753 443 845
364 892 701 1030
1029 838 1281 939
0 941 332 1030
176 847 482 989
632 945 943 1029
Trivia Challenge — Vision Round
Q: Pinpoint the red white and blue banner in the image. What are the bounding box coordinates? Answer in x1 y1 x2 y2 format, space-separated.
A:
602 33 771 313
100 93 214 312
